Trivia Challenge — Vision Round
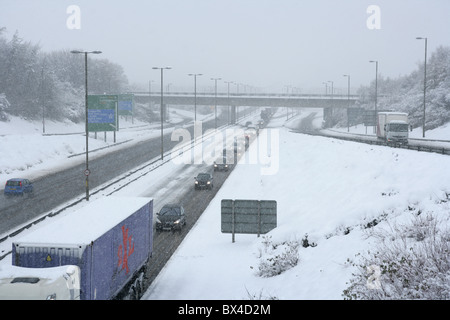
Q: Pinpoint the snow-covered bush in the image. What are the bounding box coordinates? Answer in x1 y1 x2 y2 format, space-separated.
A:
343 213 450 300
245 287 279 300
254 235 300 278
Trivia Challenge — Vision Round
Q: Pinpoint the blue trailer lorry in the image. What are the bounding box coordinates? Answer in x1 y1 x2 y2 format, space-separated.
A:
0 196 153 300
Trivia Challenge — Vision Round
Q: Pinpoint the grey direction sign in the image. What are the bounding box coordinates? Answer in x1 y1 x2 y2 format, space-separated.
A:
221 199 277 242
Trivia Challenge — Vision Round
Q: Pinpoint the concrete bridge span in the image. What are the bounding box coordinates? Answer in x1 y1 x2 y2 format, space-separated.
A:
131 92 359 109
128 92 359 126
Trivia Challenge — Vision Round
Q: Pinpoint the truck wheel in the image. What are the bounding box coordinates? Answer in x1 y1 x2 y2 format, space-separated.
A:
129 281 141 300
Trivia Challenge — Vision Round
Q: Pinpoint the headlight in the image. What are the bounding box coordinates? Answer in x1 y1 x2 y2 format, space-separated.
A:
214 164 218 167
46 293 56 300
156 217 161 223
174 219 180 224
195 181 198 184
207 181 210 184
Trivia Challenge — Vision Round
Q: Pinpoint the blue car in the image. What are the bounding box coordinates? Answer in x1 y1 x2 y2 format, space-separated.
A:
4 178 34 196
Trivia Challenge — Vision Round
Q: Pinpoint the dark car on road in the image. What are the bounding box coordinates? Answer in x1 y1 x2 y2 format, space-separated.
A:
155 204 186 231
194 173 214 190
4 178 34 196
213 157 229 172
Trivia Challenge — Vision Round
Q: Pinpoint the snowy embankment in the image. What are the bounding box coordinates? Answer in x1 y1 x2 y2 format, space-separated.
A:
142 111 450 300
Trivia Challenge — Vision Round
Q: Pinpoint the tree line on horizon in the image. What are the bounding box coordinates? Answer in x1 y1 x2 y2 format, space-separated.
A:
0 28 129 123
355 45 450 131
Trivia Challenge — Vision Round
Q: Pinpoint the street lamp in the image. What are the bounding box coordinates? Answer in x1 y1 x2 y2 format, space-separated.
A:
188 73 202 122
211 77 222 130
148 79 154 115
152 66 172 160
224 81 234 124
327 81 334 96
416 37 427 138
39 66 46 134
343 74 351 132
369 60 378 133
328 80 334 126
322 82 328 95
70 50 102 201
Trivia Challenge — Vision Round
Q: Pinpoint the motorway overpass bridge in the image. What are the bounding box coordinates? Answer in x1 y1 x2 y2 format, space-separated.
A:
131 92 360 125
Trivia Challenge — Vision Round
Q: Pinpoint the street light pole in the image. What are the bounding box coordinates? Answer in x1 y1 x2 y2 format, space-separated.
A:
328 80 334 126
369 60 378 133
188 73 202 122
148 79 154 119
322 82 328 95
70 50 102 201
235 83 241 121
416 37 427 138
40 66 46 134
211 77 222 130
343 74 351 132
224 81 234 124
153 66 172 161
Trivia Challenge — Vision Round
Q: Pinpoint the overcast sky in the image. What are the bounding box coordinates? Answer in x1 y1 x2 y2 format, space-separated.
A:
1 0 449 93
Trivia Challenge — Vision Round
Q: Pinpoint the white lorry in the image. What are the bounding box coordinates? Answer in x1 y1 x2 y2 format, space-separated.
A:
377 112 409 145
0 196 153 300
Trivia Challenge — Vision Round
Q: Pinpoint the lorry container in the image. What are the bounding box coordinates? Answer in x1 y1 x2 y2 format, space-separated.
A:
377 112 409 145
1 196 153 300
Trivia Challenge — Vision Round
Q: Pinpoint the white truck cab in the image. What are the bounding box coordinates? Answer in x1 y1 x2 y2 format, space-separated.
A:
0 265 80 300
377 112 409 145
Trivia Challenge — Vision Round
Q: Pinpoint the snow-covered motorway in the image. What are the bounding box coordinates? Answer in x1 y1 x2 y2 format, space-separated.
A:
0 108 258 298
0 117 223 236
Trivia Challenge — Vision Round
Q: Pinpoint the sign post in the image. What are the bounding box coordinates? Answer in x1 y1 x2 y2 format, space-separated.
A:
88 95 118 142
347 107 363 131
221 199 277 243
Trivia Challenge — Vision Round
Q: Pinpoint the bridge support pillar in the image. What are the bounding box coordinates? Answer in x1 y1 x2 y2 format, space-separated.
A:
156 103 167 122
323 108 335 128
231 105 236 124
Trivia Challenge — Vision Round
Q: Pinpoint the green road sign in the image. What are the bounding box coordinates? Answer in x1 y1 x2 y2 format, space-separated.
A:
88 95 118 132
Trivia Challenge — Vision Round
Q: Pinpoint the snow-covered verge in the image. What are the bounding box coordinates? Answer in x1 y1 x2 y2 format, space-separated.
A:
142 111 450 300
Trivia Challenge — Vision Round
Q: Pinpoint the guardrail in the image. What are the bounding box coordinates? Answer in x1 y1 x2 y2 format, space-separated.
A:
307 129 450 156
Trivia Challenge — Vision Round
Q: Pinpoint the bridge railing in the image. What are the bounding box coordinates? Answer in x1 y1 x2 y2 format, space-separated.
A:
129 91 360 100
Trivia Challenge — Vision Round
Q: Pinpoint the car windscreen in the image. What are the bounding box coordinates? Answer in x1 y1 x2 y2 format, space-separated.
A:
159 207 181 216
6 181 20 186
197 174 210 180
389 123 409 132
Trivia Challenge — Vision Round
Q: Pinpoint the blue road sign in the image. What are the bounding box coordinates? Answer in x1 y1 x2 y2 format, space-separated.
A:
88 109 116 124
